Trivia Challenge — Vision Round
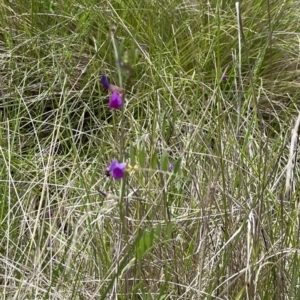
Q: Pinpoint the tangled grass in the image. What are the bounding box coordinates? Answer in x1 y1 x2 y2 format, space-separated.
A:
0 0 300 299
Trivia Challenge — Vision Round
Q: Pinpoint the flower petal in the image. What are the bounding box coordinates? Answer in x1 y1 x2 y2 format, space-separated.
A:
109 160 118 172
109 91 123 109
112 168 124 179
101 75 110 89
107 160 127 179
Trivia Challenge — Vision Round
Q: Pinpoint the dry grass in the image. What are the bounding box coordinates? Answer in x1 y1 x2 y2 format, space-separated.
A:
0 0 300 299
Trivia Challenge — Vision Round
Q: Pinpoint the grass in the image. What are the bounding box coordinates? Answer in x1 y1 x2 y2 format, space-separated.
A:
0 0 300 298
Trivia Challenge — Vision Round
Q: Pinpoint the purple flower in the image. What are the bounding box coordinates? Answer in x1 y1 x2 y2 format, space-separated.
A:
109 91 123 109
108 160 127 179
169 163 174 171
221 75 228 82
101 75 110 89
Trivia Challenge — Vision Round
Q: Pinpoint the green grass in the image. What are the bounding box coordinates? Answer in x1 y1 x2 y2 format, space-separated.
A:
0 0 300 298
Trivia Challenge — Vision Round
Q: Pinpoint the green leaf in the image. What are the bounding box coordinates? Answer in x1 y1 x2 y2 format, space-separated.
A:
150 149 158 169
138 146 146 168
144 231 153 249
136 229 155 260
173 157 181 173
160 150 169 171
166 222 173 239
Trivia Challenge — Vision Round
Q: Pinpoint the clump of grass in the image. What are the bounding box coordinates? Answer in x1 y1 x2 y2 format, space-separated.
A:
0 0 300 299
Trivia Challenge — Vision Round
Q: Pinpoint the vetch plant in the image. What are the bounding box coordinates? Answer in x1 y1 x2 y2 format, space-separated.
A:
101 75 124 109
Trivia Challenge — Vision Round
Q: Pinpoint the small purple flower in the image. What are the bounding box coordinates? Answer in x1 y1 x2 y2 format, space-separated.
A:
221 75 228 82
109 91 123 109
101 75 110 89
169 163 174 171
108 160 127 179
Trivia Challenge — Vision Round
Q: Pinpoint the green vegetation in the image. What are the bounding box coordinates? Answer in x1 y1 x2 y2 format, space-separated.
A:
0 0 300 298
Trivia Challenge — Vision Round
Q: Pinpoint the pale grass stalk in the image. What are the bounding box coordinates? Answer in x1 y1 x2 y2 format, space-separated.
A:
235 1 243 138
285 112 300 199
246 210 255 300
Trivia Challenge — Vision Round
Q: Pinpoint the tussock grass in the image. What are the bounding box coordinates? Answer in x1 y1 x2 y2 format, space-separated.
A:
0 0 300 299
